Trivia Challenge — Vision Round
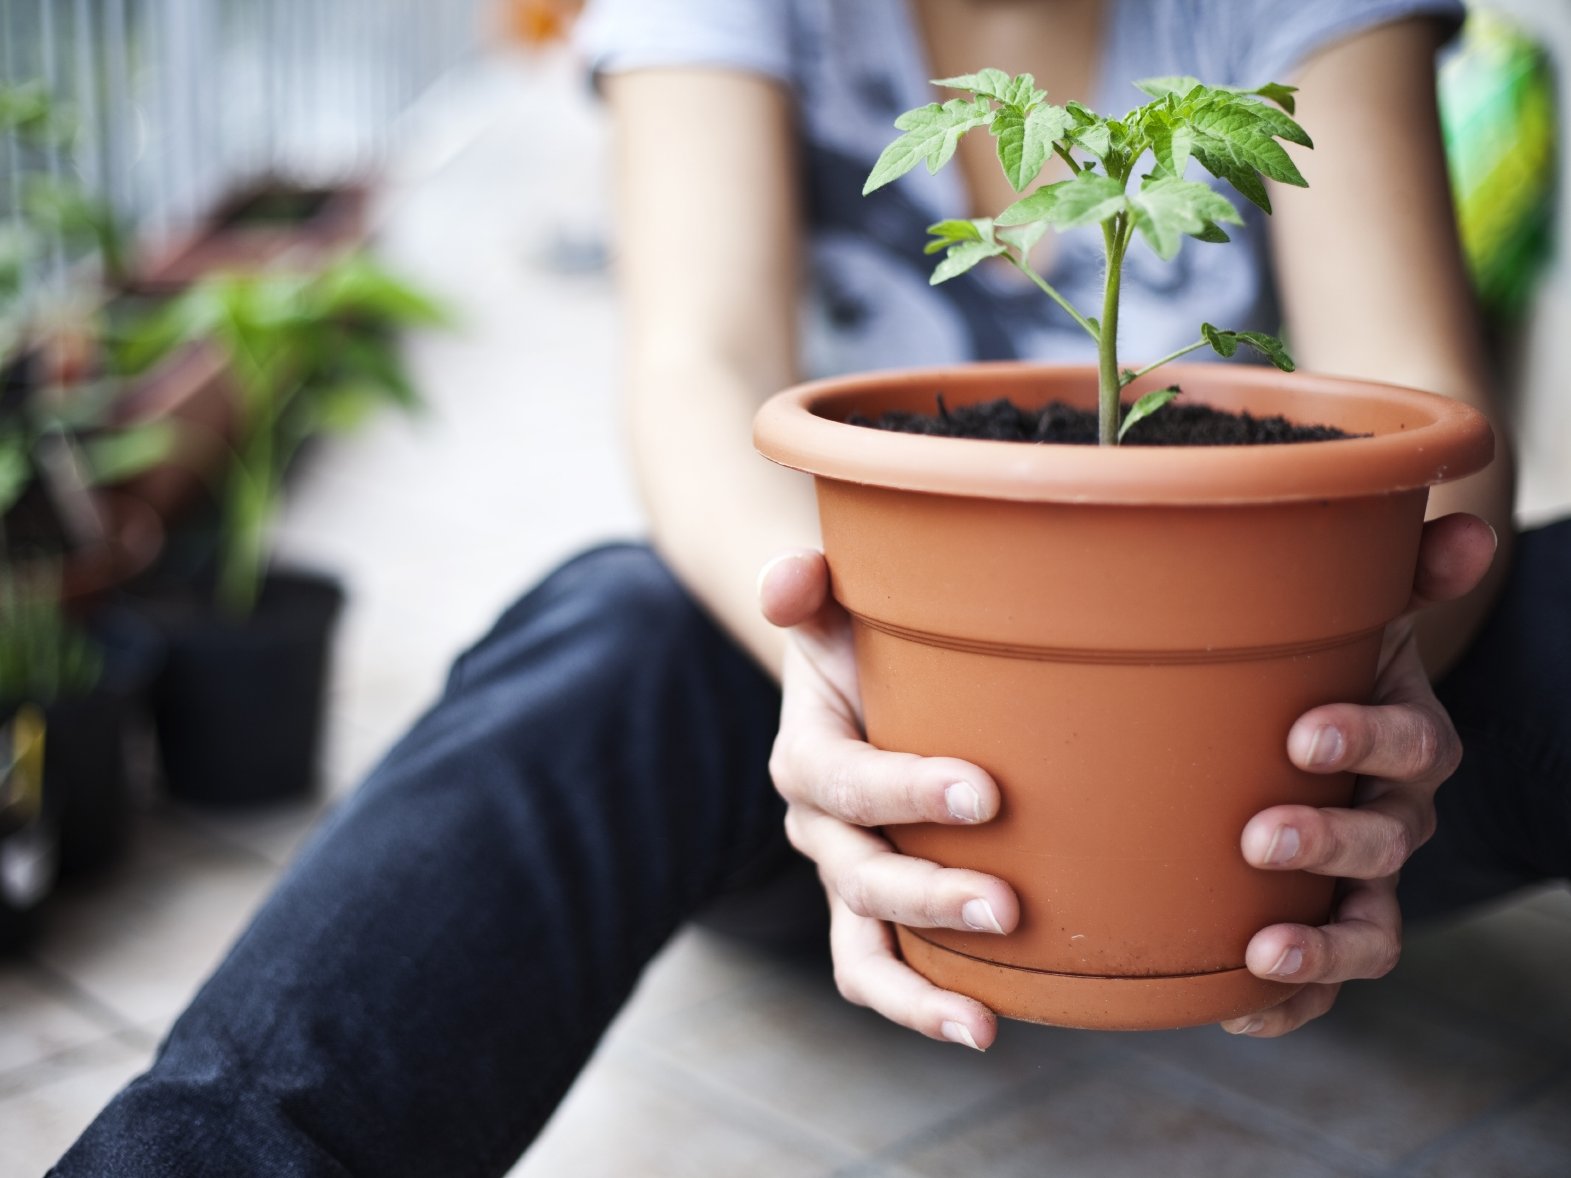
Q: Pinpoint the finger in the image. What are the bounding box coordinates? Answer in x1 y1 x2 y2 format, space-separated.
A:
1285 695 1460 785
1406 513 1498 613
827 892 998 1049
1242 878 1402 985
1241 793 1434 879
1220 983 1341 1038
758 549 830 630
771 728 1000 826
789 807 1018 933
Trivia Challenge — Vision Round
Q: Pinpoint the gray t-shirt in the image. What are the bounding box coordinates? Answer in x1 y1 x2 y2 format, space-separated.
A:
577 0 1462 379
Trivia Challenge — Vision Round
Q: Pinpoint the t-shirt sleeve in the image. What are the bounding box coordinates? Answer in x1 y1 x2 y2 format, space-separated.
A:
1233 0 1465 85
574 0 795 89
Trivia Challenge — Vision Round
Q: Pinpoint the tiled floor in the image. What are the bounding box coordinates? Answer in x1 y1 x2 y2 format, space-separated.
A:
5 50 1571 1178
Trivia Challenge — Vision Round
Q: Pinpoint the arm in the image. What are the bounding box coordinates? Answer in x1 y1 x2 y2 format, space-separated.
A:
610 67 1019 1049
606 67 817 678
1267 15 1516 676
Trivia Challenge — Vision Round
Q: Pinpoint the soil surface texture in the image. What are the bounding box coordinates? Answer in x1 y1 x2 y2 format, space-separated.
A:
850 393 1358 445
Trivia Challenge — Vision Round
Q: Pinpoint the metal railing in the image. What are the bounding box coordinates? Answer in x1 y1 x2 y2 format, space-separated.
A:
1 0 486 292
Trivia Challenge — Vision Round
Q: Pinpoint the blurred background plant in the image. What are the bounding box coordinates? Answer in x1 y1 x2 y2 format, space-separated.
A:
124 255 447 617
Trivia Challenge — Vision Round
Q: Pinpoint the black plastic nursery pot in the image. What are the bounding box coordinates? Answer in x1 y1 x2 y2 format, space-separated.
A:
150 569 345 805
50 609 165 877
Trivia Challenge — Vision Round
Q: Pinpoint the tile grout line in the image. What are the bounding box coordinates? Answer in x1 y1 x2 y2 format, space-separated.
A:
611 1036 861 1171
1373 1058 1571 1178
1098 1039 1388 1178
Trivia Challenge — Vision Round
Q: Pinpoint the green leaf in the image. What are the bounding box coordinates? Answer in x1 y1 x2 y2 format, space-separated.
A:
1201 321 1238 357
1186 100 1307 211
1201 323 1295 371
864 97 994 193
1002 73 1046 109
1041 172 1127 228
1249 82 1297 114
1235 330 1296 371
992 102 1072 192
997 220 1049 258
1148 114 1194 177
1128 176 1241 260
0 434 31 517
1191 221 1232 244
923 218 989 254
1134 76 1204 101
1118 386 1180 441
932 69 1014 101
930 239 1007 284
79 421 178 485
996 183 1063 226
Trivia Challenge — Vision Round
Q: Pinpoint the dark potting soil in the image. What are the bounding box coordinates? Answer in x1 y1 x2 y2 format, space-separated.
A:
222 187 336 228
850 393 1358 445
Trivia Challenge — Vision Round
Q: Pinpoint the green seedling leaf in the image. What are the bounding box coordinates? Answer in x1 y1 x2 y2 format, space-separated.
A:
1128 176 1241 260
1134 75 1205 101
1043 171 1127 227
1190 220 1232 244
924 218 990 253
1148 113 1194 177
1200 323 1296 370
1235 330 1295 371
1186 99 1307 212
993 102 1073 192
930 239 1007 284
997 220 1049 257
996 182 1063 226
1248 82 1297 114
865 97 994 194
933 69 1015 101
1118 386 1180 441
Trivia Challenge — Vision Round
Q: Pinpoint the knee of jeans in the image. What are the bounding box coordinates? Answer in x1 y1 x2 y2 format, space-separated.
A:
448 543 716 692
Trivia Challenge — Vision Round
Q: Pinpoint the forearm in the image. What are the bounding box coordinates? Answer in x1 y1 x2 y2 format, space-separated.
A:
628 355 819 680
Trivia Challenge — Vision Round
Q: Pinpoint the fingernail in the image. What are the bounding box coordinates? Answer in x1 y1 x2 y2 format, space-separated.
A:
1486 522 1499 552
1225 1017 1265 1036
1264 825 1300 866
755 552 795 600
1306 725 1344 768
945 781 983 823
941 1020 984 1051
1268 946 1303 977
962 898 1005 934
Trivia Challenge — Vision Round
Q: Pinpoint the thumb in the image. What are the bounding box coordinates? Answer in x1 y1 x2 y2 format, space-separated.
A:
758 548 832 630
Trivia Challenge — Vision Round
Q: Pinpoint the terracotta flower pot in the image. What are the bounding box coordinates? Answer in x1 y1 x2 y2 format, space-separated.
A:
754 362 1493 1031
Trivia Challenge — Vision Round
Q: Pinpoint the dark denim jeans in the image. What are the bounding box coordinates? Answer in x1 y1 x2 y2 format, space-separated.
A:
54 526 1571 1177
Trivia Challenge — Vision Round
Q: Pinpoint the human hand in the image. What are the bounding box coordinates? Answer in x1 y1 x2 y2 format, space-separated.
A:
759 549 1017 1051
1223 513 1499 1036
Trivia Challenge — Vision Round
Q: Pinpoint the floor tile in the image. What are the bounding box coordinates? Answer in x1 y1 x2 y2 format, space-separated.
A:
30 816 282 1027
644 955 1102 1157
0 1034 153 1176
606 928 791 1039
1394 897 1571 1048
1408 1068 1571 1178
0 967 125 1079
1116 980 1558 1165
1517 883 1571 926
509 1047 850 1178
879 1062 1356 1178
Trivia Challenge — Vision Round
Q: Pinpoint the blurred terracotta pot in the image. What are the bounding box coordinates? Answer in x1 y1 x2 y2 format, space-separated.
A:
755 362 1492 1031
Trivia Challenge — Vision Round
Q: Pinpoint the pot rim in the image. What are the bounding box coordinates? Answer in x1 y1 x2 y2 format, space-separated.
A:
754 361 1494 505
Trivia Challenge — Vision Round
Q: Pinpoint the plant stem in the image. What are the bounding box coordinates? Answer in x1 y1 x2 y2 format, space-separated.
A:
1097 218 1125 446
1010 256 1101 343
1119 339 1208 387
